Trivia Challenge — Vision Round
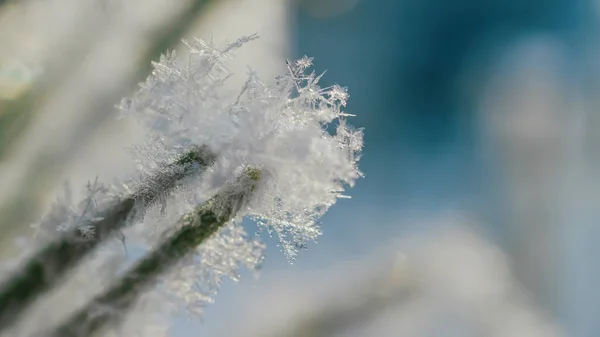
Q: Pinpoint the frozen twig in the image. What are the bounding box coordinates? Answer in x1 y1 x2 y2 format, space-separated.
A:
47 168 260 337
0 145 215 329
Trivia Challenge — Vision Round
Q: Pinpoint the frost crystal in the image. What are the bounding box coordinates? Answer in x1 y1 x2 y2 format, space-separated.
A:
161 224 264 318
31 178 121 243
9 34 363 334
122 35 363 262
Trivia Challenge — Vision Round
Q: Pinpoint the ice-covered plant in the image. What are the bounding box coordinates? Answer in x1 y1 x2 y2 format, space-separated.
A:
0 35 363 336
120 34 362 258
0 145 217 327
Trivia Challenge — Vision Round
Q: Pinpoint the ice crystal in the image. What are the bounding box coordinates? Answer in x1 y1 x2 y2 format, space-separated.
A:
124 138 214 217
6 33 362 334
121 35 363 262
161 224 264 318
120 168 265 319
30 178 122 243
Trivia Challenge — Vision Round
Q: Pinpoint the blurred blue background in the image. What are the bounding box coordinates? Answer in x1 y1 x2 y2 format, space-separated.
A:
283 1 599 336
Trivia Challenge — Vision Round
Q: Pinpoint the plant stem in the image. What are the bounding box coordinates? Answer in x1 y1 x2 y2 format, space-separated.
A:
0 145 215 330
49 168 260 337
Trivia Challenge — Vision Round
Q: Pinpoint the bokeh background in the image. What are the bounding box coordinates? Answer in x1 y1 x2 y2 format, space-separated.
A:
1 0 600 336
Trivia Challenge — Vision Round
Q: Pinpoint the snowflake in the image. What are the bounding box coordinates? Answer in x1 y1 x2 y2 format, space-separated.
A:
295 55 314 70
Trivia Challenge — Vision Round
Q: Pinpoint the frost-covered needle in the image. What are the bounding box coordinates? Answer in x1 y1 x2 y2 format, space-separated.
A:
5 35 363 336
48 168 261 337
0 145 215 329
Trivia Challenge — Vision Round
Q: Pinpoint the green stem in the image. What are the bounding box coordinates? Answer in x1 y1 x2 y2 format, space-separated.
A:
0 145 215 330
50 168 260 337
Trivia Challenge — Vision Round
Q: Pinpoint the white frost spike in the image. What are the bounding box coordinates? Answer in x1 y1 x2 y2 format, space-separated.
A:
122 35 363 261
161 224 265 318
31 178 119 242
